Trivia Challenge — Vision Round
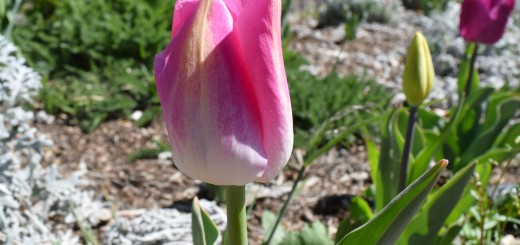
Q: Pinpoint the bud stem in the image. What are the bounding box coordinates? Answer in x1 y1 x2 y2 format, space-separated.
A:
464 44 479 96
225 185 247 245
398 105 418 192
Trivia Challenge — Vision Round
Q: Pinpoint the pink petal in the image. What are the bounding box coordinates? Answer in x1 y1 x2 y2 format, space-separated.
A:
155 0 293 185
171 0 199 39
231 0 294 182
155 0 271 185
460 0 515 44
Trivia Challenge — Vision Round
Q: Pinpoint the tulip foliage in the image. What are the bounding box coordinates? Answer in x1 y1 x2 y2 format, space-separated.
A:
153 0 519 244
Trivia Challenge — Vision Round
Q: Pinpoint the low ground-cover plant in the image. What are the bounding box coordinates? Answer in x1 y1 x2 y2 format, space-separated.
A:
317 0 393 40
284 50 392 149
401 0 451 15
0 33 107 245
7 0 174 131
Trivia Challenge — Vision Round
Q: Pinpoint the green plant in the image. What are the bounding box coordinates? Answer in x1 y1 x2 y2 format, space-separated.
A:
11 0 174 131
259 160 448 245
285 50 391 149
401 0 451 15
317 0 392 31
355 43 520 244
260 48 393 245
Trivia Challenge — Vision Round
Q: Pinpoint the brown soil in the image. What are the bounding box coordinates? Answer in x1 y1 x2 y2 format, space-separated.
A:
37 116 373 244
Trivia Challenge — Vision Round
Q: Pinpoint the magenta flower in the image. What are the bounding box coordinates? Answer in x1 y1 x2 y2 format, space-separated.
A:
460 0 516 44
154 0 293 185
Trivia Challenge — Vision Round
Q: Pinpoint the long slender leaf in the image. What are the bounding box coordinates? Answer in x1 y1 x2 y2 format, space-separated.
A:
457 94 520 170
443 87 494 160
397 162 476 244
375 109 404 211
437 224 463 245
493 123 520 148
337 160 448 245
408 92 467 184
334 197 374 243
366 138 380 188
457 43 478 96
192 197 219 245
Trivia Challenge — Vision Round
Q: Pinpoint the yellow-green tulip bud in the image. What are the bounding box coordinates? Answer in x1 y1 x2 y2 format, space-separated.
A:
402 32 435 106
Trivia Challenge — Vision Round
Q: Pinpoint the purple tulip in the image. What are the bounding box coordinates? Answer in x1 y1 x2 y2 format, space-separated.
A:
460 0 516 44
154 0 293 185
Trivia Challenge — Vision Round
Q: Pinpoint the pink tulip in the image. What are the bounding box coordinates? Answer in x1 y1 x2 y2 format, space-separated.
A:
460 0 515 44
154 0 293 185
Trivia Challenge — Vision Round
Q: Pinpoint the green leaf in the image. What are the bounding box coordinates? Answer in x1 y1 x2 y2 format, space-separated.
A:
337 160 448 245
457 93 520 170
304 114 383 166
300 222 333 245
411 122 427 157
136 107 161 127
365 138 380 188
408 90 468 184
416 108 444 130
0 0 6 21
443 87 495 160
397 162 476 244
280 222 333 245
445 186 474 225
437 224 463 245
192 197 219 245
457 43 479 96
335 219 353 245
127 148 163 162
350 196 374 221
494 123 520 148
262 211 285 245
375 109 405 211
127 141 170 162
472 147 513 170
475 161 492 192
334 197 374 243
280 232 301 245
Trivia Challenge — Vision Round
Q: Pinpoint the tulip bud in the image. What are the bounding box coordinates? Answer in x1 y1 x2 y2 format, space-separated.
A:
402 32 435 107
460 0 515 44
154 0 293 185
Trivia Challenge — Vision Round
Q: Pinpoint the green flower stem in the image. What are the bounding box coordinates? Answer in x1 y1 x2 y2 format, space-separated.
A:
465 43 479 96
398 105 418 192
226 185 247 245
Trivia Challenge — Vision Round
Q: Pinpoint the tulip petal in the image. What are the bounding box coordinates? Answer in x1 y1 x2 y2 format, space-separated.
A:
155 0 270 185
156 0 293 185
231 0 294 182
460 0 515 44
171 0 199 39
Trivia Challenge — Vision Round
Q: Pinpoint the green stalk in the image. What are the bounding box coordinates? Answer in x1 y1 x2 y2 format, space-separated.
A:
464 44 479 97
398 105 418 192
226 185 247 245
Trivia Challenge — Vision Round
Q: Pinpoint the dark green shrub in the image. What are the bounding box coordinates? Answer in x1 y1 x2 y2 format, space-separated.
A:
12 0 174 131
